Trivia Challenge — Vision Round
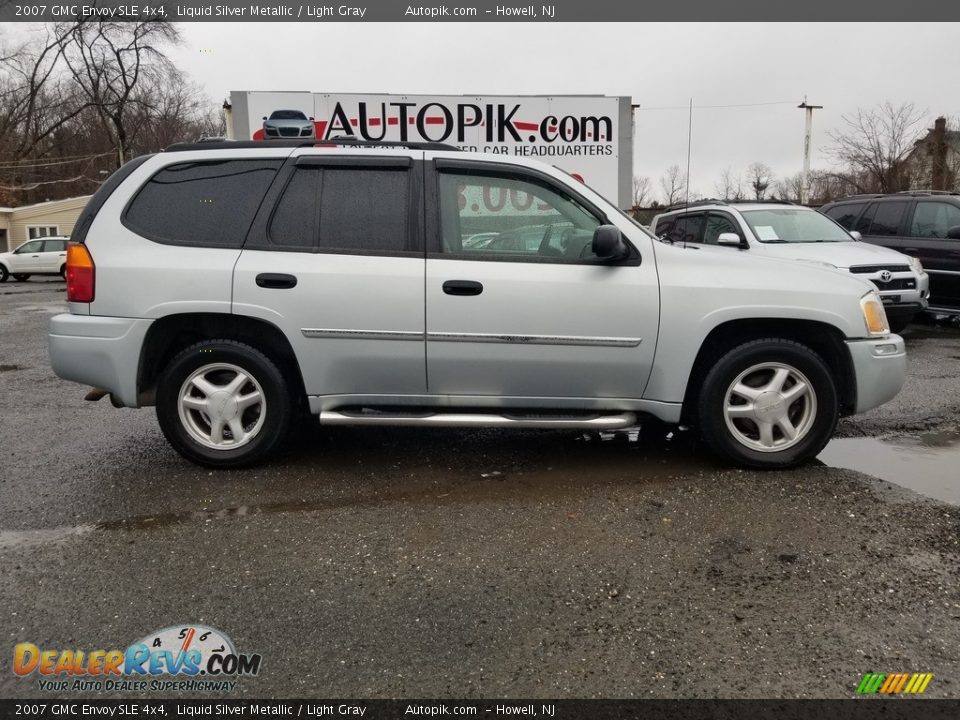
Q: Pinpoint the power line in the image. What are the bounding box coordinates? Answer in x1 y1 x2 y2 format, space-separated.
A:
0 175 99 191
637 100 800 111
0 152 113 170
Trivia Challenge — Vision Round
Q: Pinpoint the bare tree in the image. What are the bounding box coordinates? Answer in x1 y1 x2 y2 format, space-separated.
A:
63 20 181 167
714 166 744 201
659 165 687 206
632 175 653 207
773 173 805 203
828 102 927 193
748 162 774 200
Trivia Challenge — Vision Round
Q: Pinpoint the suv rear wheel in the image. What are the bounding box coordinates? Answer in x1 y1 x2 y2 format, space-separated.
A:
698 339 838 468
156 340 291 468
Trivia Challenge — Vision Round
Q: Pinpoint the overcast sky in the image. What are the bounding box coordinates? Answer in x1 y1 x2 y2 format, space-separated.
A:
167 22 955 200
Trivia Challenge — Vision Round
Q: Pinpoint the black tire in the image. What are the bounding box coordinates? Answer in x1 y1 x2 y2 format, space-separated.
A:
697 338 838 469
12 273 30 281
0 265 7 283
156 340 292 468
59 264 66 279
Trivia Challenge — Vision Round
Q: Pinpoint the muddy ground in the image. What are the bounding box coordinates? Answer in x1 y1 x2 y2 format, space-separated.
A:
1 280 959 699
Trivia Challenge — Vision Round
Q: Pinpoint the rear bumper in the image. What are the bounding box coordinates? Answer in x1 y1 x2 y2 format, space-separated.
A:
846 335 907 414
48 313 152 408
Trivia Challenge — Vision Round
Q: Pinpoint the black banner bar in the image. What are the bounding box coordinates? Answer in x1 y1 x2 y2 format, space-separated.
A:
0 0 959 22
3 700 960 720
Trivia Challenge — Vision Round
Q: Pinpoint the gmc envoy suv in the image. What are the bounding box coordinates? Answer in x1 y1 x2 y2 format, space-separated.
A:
49 140 906 469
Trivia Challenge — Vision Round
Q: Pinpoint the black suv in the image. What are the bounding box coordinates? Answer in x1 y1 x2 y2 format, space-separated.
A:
821 192 960 313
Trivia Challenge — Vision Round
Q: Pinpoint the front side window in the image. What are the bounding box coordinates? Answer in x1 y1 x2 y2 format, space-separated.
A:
867 201 908 236
268 167 410 253
741 208 851 243
703 213 741 244
823 202 864 230
439 171 602 261
15 240 43 254
124 159 282 247
910 201 960 239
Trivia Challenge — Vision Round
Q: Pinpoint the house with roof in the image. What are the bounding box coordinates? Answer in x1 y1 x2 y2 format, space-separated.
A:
0 195 91 252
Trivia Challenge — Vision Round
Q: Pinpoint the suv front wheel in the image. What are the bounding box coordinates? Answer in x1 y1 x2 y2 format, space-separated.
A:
156 340 291 468
697 339 838 468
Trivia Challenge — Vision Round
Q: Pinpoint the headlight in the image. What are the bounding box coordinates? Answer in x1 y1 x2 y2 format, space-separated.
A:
908 256 924 274
860 290 890 336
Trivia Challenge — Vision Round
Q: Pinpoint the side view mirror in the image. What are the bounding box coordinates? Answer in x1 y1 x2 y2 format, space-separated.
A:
592 225 629 261
947 226 960 240
849 230 863 241
717 232 747 249
309 116 315 121
262 116 268 121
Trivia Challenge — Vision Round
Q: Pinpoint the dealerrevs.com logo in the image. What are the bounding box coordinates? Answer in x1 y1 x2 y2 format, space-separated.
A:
13 624 261 693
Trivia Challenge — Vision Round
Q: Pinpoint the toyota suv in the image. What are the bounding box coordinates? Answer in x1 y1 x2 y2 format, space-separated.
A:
650 201 929 333
48 140 906 470
821 191 960 315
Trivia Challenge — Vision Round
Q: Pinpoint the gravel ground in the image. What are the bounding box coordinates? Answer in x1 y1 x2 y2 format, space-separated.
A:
1 282 958 699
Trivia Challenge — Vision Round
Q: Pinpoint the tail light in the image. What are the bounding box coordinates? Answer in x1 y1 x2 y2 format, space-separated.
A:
66 243 95 302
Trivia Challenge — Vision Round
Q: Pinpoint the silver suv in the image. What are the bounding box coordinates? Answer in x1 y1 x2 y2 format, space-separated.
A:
650 201 929 333
49 140 906 470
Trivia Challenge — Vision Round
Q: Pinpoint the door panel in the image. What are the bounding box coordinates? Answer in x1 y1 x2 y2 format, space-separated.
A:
12 240 43 272
426 258 658 398
425 164 659 401
233 151 427 398
233 252 426 395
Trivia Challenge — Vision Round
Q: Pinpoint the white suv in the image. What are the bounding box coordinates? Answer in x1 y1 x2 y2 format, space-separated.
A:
650 201 929 333
48 140 906 469
0 236 69 282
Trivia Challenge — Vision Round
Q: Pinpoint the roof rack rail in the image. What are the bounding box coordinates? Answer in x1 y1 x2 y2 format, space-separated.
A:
665 199 726 212
163 138 463 153
726 198 795 205
664 197 795 212
834 194 886 201
895 189 960 196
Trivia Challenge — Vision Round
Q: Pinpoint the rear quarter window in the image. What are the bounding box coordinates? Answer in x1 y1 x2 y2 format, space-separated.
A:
123 159 282 248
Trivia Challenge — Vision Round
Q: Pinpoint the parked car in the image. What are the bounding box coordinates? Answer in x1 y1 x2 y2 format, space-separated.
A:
0 236 69 282
650 201 928 333
821 191 960 315
49 140 905 470
261 110 316 139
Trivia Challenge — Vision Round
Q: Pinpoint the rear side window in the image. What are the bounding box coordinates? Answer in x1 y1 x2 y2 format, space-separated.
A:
823 202 864 229
663 214 704 244
867 201 908 236
910 201 960 238
124 159 282 247
268 167 410 254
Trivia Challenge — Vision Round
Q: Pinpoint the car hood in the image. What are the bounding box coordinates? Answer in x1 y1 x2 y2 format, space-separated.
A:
264 118 312 127
750 241 912 269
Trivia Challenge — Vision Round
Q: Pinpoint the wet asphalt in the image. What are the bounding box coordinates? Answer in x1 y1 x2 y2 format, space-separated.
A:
1 280 959 699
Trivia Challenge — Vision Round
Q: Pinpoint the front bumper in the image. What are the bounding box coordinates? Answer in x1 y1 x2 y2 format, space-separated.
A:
48 314 153 408
845 335 907 414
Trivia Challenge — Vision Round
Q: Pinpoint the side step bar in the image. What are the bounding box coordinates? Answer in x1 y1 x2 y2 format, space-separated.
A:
319 410 637 430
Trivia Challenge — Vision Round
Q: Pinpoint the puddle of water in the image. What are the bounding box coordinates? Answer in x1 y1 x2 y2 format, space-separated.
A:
0 525 95 551
818 429 960 505
0 364 22 372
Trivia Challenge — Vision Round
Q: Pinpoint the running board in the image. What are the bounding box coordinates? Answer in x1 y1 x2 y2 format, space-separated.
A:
319 410 637 430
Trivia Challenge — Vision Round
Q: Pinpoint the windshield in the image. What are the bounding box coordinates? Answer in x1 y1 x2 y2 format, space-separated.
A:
269 110 307 120
741 208 852 243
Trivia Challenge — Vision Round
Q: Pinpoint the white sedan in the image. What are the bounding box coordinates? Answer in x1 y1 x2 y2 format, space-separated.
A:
0 237 69 282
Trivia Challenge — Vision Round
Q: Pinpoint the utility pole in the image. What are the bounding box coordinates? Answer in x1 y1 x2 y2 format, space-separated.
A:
798 98 823 205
